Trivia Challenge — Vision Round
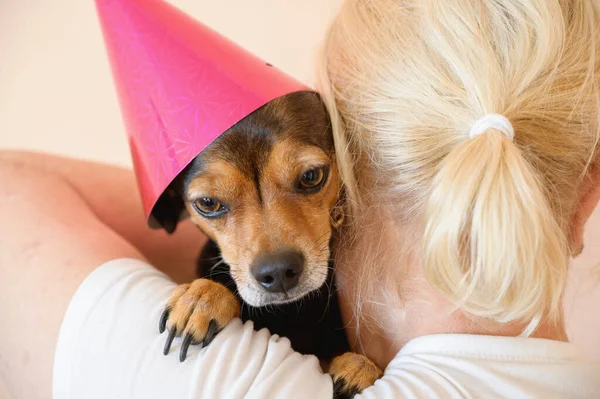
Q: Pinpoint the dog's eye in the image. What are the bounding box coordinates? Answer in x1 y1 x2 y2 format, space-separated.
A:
194 198 227 217
298 167 327 191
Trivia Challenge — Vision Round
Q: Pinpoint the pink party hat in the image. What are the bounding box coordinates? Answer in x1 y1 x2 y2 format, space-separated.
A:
95 0 311 226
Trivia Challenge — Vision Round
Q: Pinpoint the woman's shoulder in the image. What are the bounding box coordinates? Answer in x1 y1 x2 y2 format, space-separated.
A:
360 334 599 399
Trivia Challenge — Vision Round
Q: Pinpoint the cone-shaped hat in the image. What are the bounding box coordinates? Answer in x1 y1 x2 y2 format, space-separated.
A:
95 0 311 225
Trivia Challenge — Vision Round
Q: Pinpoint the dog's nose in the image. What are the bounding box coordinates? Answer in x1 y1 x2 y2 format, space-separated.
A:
251 250 304 293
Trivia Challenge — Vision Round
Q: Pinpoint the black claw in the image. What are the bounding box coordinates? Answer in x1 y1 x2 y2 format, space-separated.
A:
159 307 170 334
332 379 346 399
163 327 176 355
332 378 358 399
180 333 194 362
201 320 221 348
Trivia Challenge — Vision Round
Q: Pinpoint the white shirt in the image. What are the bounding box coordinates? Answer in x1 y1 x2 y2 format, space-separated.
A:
53 258 600 398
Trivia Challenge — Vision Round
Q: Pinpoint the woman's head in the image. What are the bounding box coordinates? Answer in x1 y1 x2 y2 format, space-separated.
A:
319 0 600 334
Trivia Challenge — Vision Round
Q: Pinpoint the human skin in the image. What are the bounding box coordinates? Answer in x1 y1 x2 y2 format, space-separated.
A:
332 163 600 368
0 150 206 399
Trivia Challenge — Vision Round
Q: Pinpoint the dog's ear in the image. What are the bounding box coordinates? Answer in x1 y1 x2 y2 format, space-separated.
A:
330 187 346 230
151 186 186 234
330 203 345 229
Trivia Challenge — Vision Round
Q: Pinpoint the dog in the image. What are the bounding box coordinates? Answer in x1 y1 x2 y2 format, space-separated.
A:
152 91 382 397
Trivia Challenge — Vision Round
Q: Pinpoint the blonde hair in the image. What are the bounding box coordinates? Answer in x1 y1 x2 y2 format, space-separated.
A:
319 0 600 333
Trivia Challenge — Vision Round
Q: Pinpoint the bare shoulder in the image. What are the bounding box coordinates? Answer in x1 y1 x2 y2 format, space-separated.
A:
0 154 143 399
0 150 204 283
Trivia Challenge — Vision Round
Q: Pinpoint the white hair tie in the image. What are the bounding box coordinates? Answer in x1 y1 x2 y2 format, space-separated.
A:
469 114 514 141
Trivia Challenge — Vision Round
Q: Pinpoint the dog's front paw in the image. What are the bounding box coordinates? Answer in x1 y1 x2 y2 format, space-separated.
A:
159 278 240 362
330 352 382 398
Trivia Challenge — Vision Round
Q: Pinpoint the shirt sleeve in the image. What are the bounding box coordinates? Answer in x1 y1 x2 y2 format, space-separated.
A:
54 258 595 399
52 258 334 399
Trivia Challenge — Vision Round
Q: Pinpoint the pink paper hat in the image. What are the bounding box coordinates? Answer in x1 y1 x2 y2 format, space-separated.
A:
95 0 311 226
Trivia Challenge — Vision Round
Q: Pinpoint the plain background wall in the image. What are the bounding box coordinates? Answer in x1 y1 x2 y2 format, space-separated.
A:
0 1 598 397
0 0 341 167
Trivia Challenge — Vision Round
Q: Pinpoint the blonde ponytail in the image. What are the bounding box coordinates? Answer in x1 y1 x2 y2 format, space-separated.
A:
424 129 566 332
320 0 600 332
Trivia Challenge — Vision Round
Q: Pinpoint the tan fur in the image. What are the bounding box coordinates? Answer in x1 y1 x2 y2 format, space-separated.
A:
166 278 241 341
329 352 383 393
158 93 381 395
184 138 341 305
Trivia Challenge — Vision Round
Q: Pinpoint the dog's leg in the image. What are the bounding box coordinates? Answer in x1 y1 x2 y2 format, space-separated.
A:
329 352 383 398
159 278 240 362
196 239 222 278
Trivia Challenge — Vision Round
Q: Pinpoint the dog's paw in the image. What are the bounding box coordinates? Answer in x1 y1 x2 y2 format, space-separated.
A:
330 352 382 398
159 278 240 362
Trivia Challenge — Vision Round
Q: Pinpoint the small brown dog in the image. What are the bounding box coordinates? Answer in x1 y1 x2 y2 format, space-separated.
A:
152 91 381 397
